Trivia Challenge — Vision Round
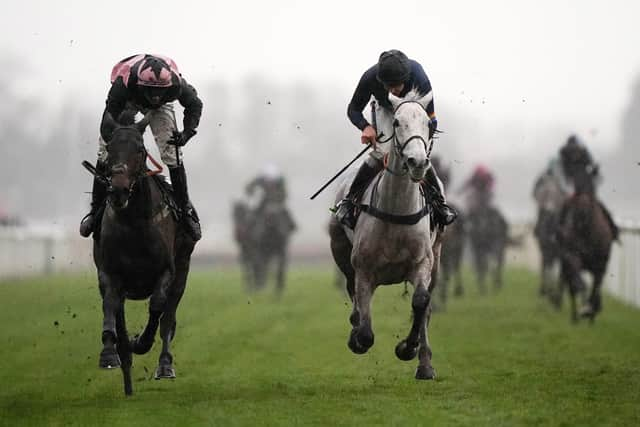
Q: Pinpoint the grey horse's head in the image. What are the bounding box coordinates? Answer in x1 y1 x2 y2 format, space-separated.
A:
387 90 434 182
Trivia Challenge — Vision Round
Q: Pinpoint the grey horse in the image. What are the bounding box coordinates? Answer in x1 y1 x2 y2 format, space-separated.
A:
532 163 568 298
329 90 443 380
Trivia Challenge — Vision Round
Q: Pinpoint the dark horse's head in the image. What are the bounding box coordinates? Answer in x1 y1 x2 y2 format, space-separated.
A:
572 164 598 196
101 113 150 210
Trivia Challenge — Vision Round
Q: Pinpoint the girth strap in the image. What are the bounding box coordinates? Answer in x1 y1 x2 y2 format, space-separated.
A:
359 204 429 225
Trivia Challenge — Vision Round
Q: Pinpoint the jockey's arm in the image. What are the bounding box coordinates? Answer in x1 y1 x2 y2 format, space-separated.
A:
347 68 375 132
245 177 262 196
177 78 203 135
583 147 597 173
100 79 129 140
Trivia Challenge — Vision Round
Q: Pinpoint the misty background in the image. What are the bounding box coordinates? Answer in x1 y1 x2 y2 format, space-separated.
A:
1 0 639 255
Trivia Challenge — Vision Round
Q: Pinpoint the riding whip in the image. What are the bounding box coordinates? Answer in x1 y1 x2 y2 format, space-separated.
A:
309 101 377 200
81 160 109 185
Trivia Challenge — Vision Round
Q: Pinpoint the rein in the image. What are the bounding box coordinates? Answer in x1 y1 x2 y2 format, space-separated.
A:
108 149 161 191
146 152 163 176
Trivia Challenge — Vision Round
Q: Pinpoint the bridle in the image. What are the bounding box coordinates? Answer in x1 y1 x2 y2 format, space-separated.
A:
377 101 433 176
105 127 163 201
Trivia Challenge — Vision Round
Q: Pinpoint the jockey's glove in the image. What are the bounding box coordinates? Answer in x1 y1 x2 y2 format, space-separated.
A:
169 128 197 146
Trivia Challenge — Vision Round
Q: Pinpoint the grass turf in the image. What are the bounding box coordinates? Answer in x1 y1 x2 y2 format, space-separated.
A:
0 266 638 426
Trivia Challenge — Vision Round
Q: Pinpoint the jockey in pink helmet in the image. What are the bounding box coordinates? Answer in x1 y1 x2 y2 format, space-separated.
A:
470 165 494 192
462 164 495 210
80 54 203 241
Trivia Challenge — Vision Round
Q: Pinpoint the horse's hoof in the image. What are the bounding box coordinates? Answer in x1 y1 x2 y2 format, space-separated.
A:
154 365 176 379
347 329 370 355
415 365 436 380
99 349 121 369
579 305 595 318
395 340 418 361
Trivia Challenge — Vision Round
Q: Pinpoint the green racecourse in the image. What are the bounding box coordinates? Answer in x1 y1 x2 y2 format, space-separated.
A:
1 267 639 427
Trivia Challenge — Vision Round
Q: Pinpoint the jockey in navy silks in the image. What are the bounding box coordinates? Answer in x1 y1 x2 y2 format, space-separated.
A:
333 49 457 229
80 54 203 241
558 134 618 240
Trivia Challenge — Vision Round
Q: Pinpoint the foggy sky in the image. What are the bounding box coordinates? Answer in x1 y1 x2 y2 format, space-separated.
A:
3 0 639 147
1 0 639 251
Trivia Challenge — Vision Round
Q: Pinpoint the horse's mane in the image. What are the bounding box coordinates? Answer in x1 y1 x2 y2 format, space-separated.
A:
402 88 427 103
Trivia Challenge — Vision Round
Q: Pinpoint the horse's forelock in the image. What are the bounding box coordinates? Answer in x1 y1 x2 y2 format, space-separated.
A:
403 88 423 102
107 127 145 156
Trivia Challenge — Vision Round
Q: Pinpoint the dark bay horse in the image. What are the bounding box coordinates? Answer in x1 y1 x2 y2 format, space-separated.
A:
436 202 466 307
232 200 253 285
233 200 295 296
467 204 508 293
91 114 195 395
556 167 615 323
330 90 442 380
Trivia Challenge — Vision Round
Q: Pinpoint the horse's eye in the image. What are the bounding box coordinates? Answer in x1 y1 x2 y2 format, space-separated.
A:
393 119 400 128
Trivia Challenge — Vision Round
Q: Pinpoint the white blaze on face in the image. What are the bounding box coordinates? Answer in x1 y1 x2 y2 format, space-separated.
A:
388 90 431 174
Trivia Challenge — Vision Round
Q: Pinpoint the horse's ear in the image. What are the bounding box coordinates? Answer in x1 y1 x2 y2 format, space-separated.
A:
101 111 118 142
388 92 402 111
417 90 433 110
135 113 152 134
116 109 137 126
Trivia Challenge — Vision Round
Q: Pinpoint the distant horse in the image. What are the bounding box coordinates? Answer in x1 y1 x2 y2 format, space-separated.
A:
330 90 442 380
556 167 615 323
232 200 253 285
91 113 196 395
436 203 466 307
234 200 295 296
467 204 508 293
532 168 567 297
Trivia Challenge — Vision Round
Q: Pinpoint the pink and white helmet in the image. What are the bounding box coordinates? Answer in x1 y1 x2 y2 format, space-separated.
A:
136 56 177 87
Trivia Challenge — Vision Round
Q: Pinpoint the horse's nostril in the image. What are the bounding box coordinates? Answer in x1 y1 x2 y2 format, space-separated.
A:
407 158 417 167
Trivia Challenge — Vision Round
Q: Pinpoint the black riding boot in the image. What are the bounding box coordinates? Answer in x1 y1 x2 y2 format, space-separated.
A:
333 161 381 229
422 166 457 226
79 161 108 238
169 165 202 241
